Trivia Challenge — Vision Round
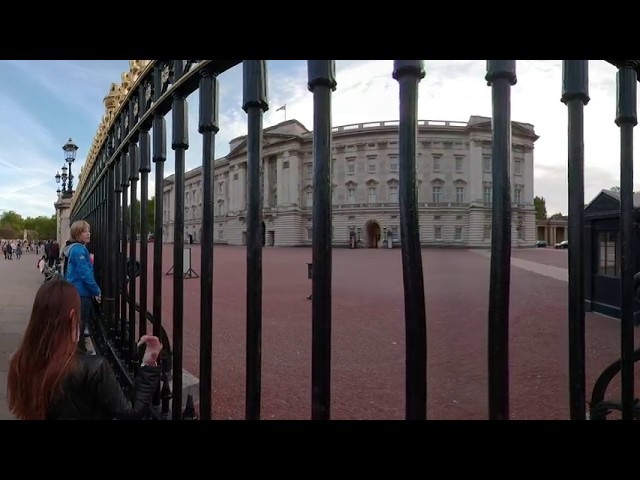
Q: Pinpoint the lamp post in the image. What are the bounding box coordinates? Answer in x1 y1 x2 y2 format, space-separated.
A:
55 138 78 198
53 138 78 246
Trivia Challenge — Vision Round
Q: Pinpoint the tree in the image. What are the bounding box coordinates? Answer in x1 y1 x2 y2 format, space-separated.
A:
0 225 18 239
0 211 24 232
534 196 547 220
24 215 56 240
125 196 156 235
0 211 56 240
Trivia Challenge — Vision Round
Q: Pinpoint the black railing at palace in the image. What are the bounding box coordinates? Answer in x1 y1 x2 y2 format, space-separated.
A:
69 59 640 419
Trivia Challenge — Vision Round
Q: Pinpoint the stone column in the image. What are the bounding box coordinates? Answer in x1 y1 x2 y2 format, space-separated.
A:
263 158 270 207
288 150 301 206
55 195 73 245
468 139 484 202
238 164 247 211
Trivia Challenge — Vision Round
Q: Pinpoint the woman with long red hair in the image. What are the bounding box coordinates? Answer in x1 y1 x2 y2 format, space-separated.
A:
7 279 161 420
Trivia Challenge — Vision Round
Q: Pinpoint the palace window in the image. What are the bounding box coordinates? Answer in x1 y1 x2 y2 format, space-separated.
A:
432 186 442 204
389 186 398 203
368 187 377 203
598 231 620 277
483 155 491 172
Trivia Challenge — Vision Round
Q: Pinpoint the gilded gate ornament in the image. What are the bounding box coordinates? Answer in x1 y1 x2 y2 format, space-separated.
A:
71 60 154 209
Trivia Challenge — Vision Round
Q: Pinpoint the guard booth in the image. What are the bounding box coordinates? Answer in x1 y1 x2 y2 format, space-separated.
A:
584 189 640 322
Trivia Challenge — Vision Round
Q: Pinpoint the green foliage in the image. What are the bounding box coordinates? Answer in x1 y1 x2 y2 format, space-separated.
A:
534 196 547 220
1 196 155 241
0 210 56 240
125 197 156 234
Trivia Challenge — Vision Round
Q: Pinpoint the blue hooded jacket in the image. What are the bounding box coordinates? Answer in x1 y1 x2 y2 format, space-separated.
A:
63 242 101 298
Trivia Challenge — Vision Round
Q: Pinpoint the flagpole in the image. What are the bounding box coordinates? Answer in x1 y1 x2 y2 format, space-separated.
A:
277 104 287 121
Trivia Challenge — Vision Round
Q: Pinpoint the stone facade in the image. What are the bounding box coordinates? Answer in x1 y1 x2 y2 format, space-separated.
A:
162 116 539 248
55 195 73 246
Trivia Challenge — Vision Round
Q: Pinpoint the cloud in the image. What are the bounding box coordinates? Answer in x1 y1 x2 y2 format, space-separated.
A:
3 59 632 220
0 92 66 217
6 60 128 123
153 60 632 216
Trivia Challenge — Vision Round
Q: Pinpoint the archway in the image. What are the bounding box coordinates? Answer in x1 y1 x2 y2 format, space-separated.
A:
365 221 381 248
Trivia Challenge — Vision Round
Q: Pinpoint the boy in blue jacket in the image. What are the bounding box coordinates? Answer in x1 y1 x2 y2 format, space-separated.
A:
63 220 101 353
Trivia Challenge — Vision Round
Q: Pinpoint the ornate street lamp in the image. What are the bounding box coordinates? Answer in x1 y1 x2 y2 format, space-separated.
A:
54 138 78 198
63 138 78 194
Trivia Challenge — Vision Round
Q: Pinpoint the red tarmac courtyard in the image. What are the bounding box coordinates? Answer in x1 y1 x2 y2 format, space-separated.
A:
133 245 640 420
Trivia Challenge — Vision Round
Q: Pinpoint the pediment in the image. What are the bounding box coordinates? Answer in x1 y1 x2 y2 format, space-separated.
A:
584 190 621 215
453 178 467 185
386 176 399 185
345 180 358 187
227 133 301 158
365 178 379 186
468 118 538 140
431 176 445 185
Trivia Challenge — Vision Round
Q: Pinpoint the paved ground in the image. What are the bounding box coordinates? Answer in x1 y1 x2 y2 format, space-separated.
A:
511 246 568 269
0 253 44 420
132 244 640 420
4 245 638 420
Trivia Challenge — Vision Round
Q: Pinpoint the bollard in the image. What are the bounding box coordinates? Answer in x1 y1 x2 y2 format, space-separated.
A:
306 262 312 300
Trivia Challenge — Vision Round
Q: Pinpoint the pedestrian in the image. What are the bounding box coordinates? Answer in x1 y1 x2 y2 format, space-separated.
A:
6 279 162 420
62 221 101 353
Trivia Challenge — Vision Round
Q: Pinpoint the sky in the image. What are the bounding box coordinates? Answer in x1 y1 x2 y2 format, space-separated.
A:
0 59 630 219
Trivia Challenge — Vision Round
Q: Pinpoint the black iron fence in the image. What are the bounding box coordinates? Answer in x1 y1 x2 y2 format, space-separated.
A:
70 60 639 419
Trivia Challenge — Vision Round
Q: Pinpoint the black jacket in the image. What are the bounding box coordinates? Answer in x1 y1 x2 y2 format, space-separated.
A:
47 353 162 420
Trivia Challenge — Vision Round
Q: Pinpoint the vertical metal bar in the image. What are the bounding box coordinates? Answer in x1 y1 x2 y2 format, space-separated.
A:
113 150 123 350
199 70 219 420
242 60 268 420
307 60 337 420
106 155 117 340
485 60 517 420
393 60 427 420
120 152 130 362
139 129 151 338
129 141 140 368
561 60 589 420
615 63 637 420
171 59 188 419
103 170 112 335
152 113 166 339
152 98 170 417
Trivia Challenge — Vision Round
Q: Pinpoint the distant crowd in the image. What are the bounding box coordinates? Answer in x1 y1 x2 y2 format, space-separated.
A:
1 239 60 262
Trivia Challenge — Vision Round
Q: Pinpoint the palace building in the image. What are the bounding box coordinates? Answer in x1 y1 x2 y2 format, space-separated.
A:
162 116 539 247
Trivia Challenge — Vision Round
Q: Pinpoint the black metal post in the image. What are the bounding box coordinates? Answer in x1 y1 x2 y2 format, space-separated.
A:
171 59 188 420
615 63 637 420
308 60 337 420
104 155 116 339
120 152 130 363
242 60 268 420
152 93 168 416
393 60 427 420
113 149 123 350
152 113 166 340
129 141 140 370
485 60 517 420
561 60 589 420
139 129 151 338
198 70 219 420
